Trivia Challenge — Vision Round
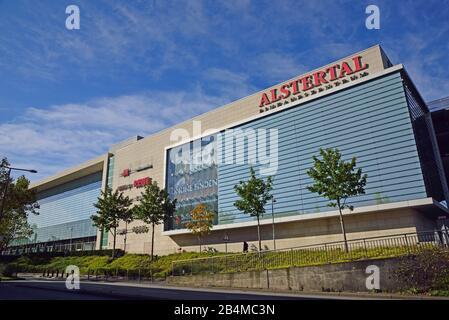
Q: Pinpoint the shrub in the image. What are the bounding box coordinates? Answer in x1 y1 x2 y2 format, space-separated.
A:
2 263 19 277
393 247 449 293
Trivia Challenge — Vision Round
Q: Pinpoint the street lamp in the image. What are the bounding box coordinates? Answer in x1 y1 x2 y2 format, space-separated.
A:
223 234 230 255
271 198 277 251
223 233 230 271
0 165 37 221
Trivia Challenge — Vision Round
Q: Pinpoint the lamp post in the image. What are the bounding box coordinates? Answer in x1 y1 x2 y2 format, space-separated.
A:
271 198 277 251
223 233 230 272
0 165 37 221
223 234 230 255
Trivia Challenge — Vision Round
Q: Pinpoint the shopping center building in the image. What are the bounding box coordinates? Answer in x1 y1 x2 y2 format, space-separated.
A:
5 44 449 255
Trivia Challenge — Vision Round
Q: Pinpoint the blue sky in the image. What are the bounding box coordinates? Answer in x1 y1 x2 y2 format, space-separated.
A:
1 0 448 181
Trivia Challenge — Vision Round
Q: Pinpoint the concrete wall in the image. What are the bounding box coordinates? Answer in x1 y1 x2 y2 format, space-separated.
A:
168 257 403 293
128 207 434 255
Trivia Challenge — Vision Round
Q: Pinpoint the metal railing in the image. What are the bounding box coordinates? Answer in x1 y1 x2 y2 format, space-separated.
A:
36 267 166 282
171 229 449 276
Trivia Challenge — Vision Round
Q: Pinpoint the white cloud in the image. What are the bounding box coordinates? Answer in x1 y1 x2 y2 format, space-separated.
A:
0 88 235 182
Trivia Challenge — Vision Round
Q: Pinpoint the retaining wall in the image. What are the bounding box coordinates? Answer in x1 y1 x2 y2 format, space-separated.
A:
168 257 404 293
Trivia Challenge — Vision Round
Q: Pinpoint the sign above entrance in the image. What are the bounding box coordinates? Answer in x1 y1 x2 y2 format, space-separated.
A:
258 55 370 113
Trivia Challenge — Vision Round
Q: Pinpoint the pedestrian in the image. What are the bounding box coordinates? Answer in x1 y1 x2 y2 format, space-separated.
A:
243 241 248 252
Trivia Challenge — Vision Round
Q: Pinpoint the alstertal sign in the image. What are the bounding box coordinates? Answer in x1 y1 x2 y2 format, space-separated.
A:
258 55 369 112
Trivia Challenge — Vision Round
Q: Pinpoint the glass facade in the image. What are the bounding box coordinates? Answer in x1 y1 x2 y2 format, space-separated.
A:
26 219 96 244
431 107 449 190
24 172 102 244
165 134 218 230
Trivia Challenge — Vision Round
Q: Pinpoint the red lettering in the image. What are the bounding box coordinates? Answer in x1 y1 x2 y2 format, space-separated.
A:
279 84 291 99
327 65 340 81
352 56 368 72
259 93 270 107
339 61 354 78
313 71 328 86
289 80 300 95
270 89 281 102
299 75 314 91
134 177 151 188
258 55 370 109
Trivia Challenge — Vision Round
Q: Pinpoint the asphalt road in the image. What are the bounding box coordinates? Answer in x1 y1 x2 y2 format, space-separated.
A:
0 281 117 300
0 280 329 300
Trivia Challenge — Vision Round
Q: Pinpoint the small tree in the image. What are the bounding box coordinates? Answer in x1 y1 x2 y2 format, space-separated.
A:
0 158 39 251
133 181 176 260
91 187 132 258
307 148 367 252
121 207 134 251
185 203 215 253
233 167 273 252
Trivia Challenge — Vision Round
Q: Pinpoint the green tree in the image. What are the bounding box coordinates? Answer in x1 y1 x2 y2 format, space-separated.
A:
91 186 132 258
133 181 176 260
233 167 273 252
185 203 215 253
0 158 39 252
121 205 134 251
307 148 367 252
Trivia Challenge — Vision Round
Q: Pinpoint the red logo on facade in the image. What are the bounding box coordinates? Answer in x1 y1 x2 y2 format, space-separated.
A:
258 55 369 108
121 169 130 177
134 177 152 188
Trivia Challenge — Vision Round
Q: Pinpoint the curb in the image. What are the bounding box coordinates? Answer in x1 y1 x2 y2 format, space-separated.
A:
13 276 449 300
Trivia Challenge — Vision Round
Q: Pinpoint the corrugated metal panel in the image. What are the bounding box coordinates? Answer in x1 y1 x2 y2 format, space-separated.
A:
217 72 426 224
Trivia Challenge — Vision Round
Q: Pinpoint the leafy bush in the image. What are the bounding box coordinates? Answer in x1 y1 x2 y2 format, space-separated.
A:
0 251 227 279
393 247 449 294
